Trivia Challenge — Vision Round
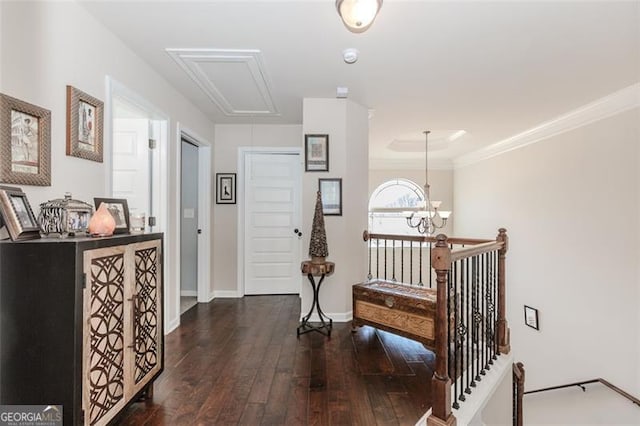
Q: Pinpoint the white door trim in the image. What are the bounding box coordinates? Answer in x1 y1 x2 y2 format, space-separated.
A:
177 126 213 309
237 147 303 297
105 76 173 330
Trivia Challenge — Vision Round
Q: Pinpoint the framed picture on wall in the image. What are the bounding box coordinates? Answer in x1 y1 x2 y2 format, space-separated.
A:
304 134 329 172
66 85 104 162
0 93 51 186
216 173 236 204
319 178 342 216
524 305 539 330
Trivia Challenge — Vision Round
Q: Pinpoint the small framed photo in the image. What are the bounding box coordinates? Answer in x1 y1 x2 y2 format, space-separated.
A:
94 197 130 234
0 185 41 240
524 305 539 330
305 134 329 172
319 178 342 216
0 93 51 186
66 86 104 162
216 173 236 204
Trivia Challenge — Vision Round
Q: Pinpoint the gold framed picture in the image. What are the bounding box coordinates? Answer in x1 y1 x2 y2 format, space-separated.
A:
66 85 104 162
0 93 51 186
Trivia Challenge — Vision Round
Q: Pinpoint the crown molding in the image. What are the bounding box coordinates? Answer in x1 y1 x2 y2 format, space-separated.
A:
454 83 640 168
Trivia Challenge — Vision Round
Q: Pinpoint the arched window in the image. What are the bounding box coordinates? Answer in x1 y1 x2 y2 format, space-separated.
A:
368 179 424 235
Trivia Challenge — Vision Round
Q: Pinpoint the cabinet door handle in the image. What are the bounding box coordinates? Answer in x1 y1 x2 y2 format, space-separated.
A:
128 293 138 349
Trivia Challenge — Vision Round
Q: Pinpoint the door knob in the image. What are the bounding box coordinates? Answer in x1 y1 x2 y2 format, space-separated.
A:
294 228 302 237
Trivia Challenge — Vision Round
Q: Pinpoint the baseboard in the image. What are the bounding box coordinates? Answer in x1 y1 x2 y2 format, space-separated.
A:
165 317 180 335
213 290 242 298
180 290 197 297
300 311 352 323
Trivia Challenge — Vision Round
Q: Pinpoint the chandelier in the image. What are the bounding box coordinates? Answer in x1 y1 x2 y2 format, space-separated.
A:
336 0 383 33
405 131 451 235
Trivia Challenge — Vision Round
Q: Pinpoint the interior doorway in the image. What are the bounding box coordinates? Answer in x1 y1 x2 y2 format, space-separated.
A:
177 128 212 314
180 139 199 314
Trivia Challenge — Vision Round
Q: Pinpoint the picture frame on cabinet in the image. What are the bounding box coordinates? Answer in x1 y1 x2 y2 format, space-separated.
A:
94 197 130 233
66 85 104 162
0 93 51 186
0 185 41 240
304 134 329 172
319 178 342 216
216 173 236 204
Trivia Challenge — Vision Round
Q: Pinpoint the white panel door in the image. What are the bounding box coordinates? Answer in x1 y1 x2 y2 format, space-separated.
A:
244 152 301 295
112 118 150 215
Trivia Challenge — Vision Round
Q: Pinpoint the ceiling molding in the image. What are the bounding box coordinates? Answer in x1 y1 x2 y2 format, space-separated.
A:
454 83 640 168
370 157 453 171
166 48 280 117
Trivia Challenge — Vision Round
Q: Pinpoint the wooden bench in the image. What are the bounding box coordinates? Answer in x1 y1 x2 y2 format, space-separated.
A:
352 280 437 350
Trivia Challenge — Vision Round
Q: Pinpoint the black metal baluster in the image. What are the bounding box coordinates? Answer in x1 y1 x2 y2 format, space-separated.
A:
481 252 487 376
450 262 458 409
457 258 465 403
464 257 471 396
384 239 388 280
400 240 404 283
475 255 481 383
471 256 478 388
392 238 396 281
418 241 423 286
376 238 380 279
409 241 413 284
428 241 433 288
493 251 499 360
367 235 372 280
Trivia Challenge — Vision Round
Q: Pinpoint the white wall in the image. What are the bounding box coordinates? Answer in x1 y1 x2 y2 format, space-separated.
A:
302 98 369 318
0 1 215 333
213 124 302 295
454 109 640 397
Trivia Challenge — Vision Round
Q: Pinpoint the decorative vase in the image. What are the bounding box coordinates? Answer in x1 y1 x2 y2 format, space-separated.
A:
309 191 328 264
88 202 116 237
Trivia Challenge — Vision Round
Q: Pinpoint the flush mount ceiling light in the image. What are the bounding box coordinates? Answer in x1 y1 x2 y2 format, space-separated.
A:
336 0 383 33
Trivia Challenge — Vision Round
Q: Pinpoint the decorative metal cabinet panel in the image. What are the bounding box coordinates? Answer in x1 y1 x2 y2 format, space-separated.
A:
0 234 164 426
82 240 162 426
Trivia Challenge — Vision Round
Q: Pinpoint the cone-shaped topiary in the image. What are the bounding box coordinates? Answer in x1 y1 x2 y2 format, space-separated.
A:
309 190 329 263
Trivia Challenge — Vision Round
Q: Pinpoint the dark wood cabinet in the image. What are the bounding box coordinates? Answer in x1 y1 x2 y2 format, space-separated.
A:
0 233 164 425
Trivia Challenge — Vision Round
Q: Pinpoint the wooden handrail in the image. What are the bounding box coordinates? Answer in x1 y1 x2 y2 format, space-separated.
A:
363 230 493 246
450 240 504 262
525 378 640 407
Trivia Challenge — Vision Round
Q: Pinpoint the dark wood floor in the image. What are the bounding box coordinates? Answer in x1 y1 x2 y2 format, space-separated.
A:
118 295 435 425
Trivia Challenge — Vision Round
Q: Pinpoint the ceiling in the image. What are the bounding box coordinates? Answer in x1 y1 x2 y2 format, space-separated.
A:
82 1 639 168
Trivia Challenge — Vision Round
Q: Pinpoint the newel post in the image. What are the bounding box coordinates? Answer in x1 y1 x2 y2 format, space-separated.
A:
497 228 511 354
428 234 456 426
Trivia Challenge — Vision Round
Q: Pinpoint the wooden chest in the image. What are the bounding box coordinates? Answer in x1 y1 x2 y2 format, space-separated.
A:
352 280 437 349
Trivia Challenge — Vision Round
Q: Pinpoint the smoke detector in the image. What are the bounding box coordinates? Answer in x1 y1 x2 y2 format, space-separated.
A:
342 48 359 64
336 87 349 98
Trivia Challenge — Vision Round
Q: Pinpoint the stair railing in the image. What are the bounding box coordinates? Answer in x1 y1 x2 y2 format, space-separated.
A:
429 229 511 426
363 228 511 425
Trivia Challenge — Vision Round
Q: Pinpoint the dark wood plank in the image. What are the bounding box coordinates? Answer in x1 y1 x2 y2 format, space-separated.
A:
116 295 434 425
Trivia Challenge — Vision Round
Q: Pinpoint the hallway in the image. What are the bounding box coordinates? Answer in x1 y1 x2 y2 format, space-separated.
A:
118 295 435 425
